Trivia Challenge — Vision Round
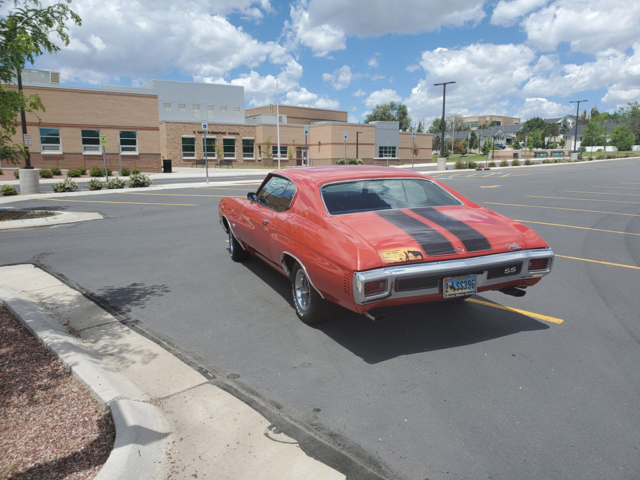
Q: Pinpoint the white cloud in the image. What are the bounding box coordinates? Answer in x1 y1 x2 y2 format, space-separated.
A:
322 65 353 90
284 87 340 109
522 0 640 54
368 74 385 81
348 115 360 123
352 89 366 97
288 3 346 57
35 0 283 83
491 0 550 26
406 64 420 72
364 89 401 108
515 98 572 118
368 57 379 68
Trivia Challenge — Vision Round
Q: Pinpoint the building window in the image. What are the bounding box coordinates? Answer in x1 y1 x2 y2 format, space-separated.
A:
220 106 227 114
272 145 287 158
242 139 254 158
223 138 235 158
163 102 171 111
39 128 61 153
258 145 262 158
119 131 137 153
179 103 186 112
182 137 195 158
233 106 240 114
206 105 214 119
203 137 215 158
81 129 100 153
469 121 479 128
378 146 396 158
193 104 200 119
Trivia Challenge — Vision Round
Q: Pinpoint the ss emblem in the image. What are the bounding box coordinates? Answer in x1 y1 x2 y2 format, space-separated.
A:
504 266 517 274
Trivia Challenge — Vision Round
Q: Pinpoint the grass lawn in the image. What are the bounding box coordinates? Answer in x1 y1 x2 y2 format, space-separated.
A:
583 151 638 159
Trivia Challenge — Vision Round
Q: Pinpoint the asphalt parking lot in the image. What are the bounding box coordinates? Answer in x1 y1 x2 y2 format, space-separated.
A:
2 158 639 480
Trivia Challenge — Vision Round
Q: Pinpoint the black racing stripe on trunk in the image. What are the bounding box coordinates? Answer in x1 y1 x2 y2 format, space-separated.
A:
376 210 456 256
411 207 492 252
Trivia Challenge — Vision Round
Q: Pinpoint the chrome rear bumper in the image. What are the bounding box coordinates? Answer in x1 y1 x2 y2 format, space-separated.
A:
353 248 554 305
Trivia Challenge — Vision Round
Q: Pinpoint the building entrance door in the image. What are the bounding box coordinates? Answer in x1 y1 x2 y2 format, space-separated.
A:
296 146 306 166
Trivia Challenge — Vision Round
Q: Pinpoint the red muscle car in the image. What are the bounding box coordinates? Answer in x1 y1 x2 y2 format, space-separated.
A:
218 167 553 324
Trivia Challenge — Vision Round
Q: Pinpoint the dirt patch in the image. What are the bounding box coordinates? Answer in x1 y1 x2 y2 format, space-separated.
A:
0 305 114 480
0 210 57 222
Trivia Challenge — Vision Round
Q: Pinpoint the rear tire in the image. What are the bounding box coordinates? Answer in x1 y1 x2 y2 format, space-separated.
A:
291 263 335 325
229 229 250 262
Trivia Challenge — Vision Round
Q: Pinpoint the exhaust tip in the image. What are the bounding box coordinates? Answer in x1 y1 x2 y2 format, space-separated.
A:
500 287 527 297
364 311 388 322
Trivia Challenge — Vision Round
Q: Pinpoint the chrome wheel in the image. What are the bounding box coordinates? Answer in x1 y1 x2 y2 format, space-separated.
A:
294 268 310 313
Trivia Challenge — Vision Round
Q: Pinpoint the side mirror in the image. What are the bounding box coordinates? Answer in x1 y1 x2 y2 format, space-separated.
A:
247 192 256 202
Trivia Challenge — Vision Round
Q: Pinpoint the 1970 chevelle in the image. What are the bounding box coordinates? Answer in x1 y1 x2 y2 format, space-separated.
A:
219 167 553 324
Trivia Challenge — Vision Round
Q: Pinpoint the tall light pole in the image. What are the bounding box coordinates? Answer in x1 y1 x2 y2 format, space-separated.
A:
16 69 32 169
276 80 281 169
434 81 456 157
356 131 362 159
570 100 588 152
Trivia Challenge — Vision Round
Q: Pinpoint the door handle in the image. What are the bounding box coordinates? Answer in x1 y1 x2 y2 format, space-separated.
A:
262 219 270 226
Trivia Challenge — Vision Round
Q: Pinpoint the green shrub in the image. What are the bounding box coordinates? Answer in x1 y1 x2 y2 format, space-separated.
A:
52 178 78 193
87 178 105 190
336 159 346 165
13 170 19 179
499 160 509 167
120 167 131 176
67 168 81 178
77 166 87 175
346 158 363 165
89 166 112 177
488 161 496 167
511 159 521 167
128 173 152 188
131 168 141 175
542 159 551 164
51 166 62 175
554 159 561 163
39 169 53 178
525 159 533 165
454 159 466 169
107 178 126 189
468 161 477 169
0 168 3 175
2 185 18 196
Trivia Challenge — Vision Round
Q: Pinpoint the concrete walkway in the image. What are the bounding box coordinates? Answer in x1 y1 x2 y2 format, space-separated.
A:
0 265 345 480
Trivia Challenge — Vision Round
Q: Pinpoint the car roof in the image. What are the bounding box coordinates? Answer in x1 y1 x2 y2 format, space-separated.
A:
278 166 428 188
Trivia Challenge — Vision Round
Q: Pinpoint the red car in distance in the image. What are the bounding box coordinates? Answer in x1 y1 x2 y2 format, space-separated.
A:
218 167 553 325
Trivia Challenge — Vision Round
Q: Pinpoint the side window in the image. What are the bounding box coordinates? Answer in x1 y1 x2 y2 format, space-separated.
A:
256 176 289 211
277 181 297 212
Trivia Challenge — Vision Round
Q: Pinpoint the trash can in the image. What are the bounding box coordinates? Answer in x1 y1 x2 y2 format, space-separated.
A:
513 152 519 159
163 159 172 173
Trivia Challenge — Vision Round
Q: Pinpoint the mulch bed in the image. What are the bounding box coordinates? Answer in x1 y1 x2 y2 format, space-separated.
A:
0 304 114 480
0 211 56 222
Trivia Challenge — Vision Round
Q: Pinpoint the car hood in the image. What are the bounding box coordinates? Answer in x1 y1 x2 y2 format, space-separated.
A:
336 206 529 266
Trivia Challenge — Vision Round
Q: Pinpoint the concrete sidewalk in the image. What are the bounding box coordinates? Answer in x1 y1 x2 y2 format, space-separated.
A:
0 265 345 480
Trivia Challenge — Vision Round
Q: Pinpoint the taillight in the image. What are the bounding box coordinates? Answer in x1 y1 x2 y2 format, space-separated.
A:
364 280 387 297
529 258 550 271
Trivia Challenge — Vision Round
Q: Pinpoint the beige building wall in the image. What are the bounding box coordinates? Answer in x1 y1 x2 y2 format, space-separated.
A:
245 105 348 125
462 115 520 129
6 85 161 171
398 133 432 163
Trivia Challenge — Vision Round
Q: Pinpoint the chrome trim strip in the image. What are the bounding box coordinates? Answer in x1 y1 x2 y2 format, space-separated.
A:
280 251 325 299
318 177 463 217
353 248 554 305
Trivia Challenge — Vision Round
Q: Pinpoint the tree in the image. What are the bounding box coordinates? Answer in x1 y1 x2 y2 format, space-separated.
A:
428 117 443 134
531 129 545 149
470 131 478 150
364 101 411 131
559 138 566 148
547 122 560 138
610 125 634 151
520 117 548 135
453 139 466 155
512 138 522 150
559 117 570 134
432 135 441 152
482 137 492 155
445 113 469 131
264 137 273 159
581 121 606 147
579 110 589 125
416 121 424 133
0 0 81 164
618 102 640 143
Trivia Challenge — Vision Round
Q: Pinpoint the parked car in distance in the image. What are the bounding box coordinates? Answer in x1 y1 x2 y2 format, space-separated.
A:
218 167 554 324
494 143 507 149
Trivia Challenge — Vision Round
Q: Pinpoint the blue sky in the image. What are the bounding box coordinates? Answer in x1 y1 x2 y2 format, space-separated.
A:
22 0 640 127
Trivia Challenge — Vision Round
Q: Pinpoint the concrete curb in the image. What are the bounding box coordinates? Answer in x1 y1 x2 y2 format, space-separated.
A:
0 210 103 230
0 287 168 480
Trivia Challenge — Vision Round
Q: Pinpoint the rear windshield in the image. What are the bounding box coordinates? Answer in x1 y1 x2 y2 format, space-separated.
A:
321 178 461 215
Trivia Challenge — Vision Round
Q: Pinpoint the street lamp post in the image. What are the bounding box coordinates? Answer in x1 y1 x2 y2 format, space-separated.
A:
276 80 281 169
434 81 456 158
570 99 588 152
16 69 32 169
356 131 362 159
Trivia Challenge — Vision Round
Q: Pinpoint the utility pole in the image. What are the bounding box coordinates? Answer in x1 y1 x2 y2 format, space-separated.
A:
467 132 470 169
570 99 588 152
412 132 415 170
276 80 281 169
434 81 456 158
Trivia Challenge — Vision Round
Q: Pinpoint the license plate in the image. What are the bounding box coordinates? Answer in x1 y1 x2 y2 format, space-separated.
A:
443 274 476 298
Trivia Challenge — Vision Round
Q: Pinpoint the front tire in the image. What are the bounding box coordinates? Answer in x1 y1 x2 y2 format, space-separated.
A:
229 229 250 262
291 263 335 325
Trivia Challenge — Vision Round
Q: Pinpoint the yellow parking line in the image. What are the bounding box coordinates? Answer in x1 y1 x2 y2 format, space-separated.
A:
527 195 640 205
555 255 640 270
514 219 640 236
191 187 255 191
119 192 243 198
567 190 640 197
480 185 501 188
468 299 563 324
485 202 640 217
466 173 478 177
501 174 511 177
46 198 197 206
